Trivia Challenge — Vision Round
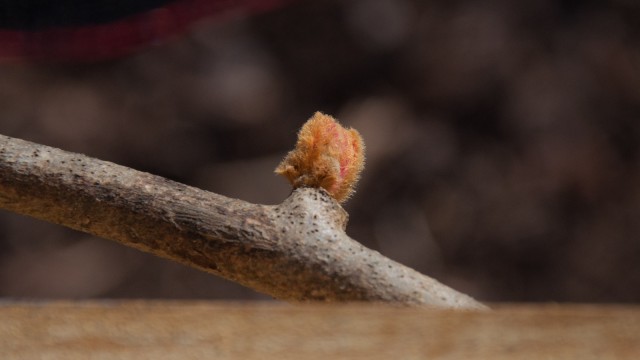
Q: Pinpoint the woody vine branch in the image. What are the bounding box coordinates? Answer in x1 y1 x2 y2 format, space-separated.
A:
0 121 484 308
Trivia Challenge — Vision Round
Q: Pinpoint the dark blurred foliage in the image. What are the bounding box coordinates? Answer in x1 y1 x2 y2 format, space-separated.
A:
1 0 639 302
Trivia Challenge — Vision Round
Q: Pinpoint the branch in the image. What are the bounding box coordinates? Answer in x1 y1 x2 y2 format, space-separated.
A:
0 134 485 308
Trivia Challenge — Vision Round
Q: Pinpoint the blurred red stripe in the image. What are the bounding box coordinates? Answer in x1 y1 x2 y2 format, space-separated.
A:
0 0 293 61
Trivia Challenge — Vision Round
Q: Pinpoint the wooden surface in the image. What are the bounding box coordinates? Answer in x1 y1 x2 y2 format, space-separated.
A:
1 302 639 359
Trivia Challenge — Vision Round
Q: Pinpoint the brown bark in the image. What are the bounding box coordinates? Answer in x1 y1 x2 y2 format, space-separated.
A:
0 134 484 308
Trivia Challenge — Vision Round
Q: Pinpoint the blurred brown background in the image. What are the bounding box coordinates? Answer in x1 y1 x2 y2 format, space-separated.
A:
1 0 639 302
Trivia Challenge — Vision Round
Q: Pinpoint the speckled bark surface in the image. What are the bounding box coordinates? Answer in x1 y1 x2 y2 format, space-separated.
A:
0 134 484 308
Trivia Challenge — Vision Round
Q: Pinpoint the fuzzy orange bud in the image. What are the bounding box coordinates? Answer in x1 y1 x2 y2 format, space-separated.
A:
275 112 365 203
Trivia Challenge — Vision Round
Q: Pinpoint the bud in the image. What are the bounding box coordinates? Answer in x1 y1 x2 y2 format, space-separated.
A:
275 112 365 203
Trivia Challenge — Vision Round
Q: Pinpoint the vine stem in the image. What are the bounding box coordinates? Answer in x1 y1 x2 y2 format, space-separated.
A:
0 134 485 308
